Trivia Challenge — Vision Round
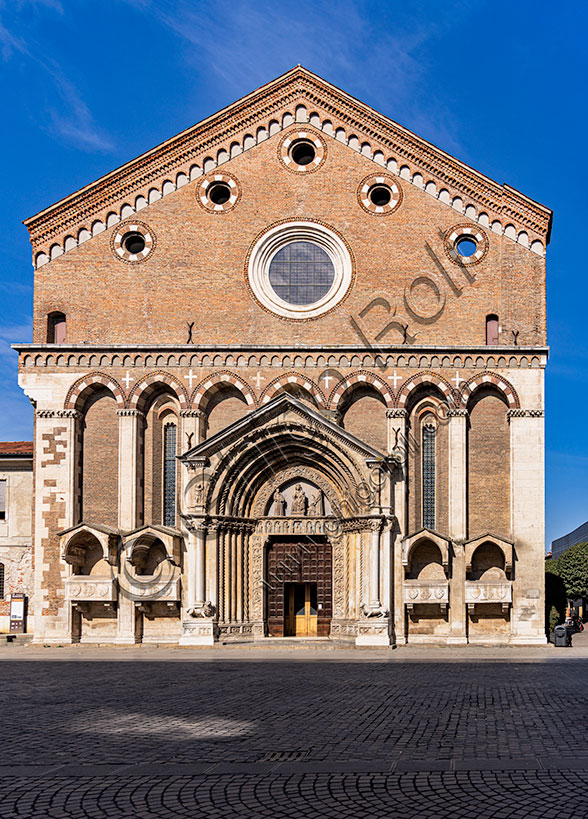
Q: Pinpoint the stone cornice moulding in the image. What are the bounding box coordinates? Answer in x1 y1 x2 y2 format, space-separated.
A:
24 66 552 267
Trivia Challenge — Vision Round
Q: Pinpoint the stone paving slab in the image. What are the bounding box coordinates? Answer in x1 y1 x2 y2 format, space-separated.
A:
0 642 587 816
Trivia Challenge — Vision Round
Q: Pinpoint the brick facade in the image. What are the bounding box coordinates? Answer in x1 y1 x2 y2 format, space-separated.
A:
16 67 550 646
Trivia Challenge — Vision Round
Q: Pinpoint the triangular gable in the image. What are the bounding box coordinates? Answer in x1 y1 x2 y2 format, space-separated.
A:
180 392 387 463
26 66 551 267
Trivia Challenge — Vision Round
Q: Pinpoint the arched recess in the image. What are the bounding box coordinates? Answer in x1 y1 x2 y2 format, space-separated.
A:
396 372 454 409
468 542 507 581
64 372 125 412
80 387 119 528
192 371 255 413
467 386 510 539
405 386 450 536
141 387 181 528
128 371 189 411
329 371 394 410
260 373 327 409
338 383 388 452
193 372 255 439
460 372 519 408
406 540 446 580
205 421 370 520
61 525 116 574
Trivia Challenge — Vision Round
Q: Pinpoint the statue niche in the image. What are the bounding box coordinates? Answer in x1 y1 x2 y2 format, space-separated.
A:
268 478 331 517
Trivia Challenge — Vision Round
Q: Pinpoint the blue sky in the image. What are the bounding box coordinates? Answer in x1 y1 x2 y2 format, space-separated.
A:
0 0 584 547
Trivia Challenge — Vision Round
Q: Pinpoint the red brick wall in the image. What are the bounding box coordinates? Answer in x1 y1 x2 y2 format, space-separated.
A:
467 391 510 539
81 390 118 527
32 132 546 350
341 392 387 452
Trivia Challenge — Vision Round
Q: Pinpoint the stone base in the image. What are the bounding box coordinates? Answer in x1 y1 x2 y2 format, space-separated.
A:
355 620 391 646
510 634 548 645
179 618 215 646
446 635 468 645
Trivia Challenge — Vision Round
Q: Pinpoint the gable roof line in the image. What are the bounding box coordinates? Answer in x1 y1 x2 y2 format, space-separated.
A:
180 392 386 462
25 65 552 262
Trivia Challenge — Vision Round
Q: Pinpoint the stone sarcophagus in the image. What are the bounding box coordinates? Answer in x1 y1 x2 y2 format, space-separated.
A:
404 580 449 611
66 576 117 603
465 581 512 613
131 576 181 603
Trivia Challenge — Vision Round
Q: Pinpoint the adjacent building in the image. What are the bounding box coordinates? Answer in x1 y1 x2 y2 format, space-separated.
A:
0 442 33 632
15 67 551 646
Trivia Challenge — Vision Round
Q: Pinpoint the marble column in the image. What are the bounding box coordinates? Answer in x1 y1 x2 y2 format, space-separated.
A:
508 410 546 644
447 408 468 644
387 408 408 644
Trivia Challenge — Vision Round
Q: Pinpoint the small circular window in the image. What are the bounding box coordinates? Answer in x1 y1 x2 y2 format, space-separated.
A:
290 140 316 166
122 232 146 255
358 174 402 215
278 130 326 173
111 222 155 263
445 225 488 266
246 220 354 320
208 182 231 205
197 172 241 213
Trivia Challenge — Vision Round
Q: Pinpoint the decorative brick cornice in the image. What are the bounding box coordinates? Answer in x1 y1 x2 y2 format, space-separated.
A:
25 66 551 263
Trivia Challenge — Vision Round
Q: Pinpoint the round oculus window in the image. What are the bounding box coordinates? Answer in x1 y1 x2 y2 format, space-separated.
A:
196 172 241 213
246 221 354 320
278 130 326 173
268 241 335 306
445 224 488 266
357 173 402 215
111 221 156 263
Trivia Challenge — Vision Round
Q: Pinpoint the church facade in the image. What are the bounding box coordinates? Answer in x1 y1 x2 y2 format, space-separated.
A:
16 67 551 646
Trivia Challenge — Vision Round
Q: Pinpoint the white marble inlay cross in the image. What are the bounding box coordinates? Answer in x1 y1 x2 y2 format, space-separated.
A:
321 372 334 389
388 371 402 389
122 371 134 389
253 370 265 389
452 371 464 388
184 370 197 389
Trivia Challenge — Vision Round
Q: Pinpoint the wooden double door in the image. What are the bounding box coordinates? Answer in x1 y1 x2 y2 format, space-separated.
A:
266 539 332 637
285 582 318 636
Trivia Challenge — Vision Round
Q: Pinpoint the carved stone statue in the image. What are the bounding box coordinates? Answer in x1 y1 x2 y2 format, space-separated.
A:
309 489 324 517
273 489 286 517
291 484 307 516
194 482 204 506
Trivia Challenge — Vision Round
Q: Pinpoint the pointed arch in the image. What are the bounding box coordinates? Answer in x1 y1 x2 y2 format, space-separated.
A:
460 372 520 408
329 370 394 409
64 372 125 411
395 372 454 408
192 370 256 412
128 371 189 411
260 372 327 408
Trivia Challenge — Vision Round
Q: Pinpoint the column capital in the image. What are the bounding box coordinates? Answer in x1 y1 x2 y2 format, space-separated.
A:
116 408 145 418
446 408 468 418
36 408 82 420
180 409 204 418
507 408 544 421
386 408 407 419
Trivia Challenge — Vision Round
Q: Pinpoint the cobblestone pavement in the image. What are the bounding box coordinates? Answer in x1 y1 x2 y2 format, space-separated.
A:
0 641 587 818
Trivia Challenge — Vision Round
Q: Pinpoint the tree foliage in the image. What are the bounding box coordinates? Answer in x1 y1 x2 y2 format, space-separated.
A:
556 542 588 600
545 557 566 632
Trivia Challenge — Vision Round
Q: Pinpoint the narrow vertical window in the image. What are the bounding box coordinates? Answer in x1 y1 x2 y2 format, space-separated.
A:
422 423 435 529
486 314 499 345
0 479 6 521
163 423 177 527
48 312 66 343
0 563 4 599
